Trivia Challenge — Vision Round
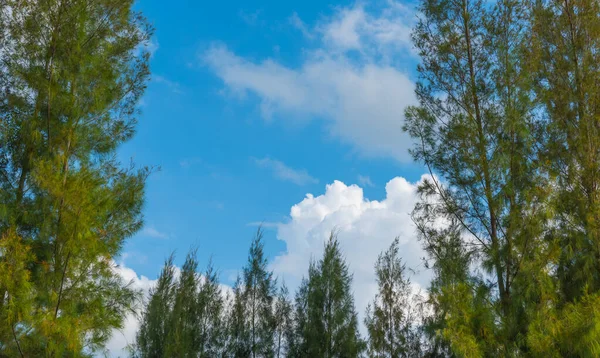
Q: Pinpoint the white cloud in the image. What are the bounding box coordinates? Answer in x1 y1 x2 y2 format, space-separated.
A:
141 226 169 239
289 12 313 39
203 1 418 162
322 2 415 55
140 38 159 58
247 221 281 229
253 157 318 186
153 75 183 94
357 174 375 187
270 175 431 323
105 263 157 357
322 6 365 50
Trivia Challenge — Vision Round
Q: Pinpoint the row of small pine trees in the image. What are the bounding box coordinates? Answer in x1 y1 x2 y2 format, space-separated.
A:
131 229 423 357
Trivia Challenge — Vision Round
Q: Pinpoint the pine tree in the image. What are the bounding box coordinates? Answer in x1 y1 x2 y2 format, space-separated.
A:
166 250 201 357
134 255 177 357
197 259 226 357
226 275 251 357
532 0 600 299
287 278 309 358
302 233 364 357
525 0 600 354
0 229 34 358
242 227 277 358
0 0 151 354
133 252 227 357
418 221 469 358
273 282 293 358
365 238 422 358
404 0 548 353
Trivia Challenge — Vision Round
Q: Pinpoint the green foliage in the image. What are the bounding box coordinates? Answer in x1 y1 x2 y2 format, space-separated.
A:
365 238 422 358
134 255 177 357
166 251 201 356
407 0 600 353
0 0 151 354
287 278 309 358
133 252 226 357
226 274 251 357
197 260 227 357
273 283 293 358
532 0 600 303
404 0 554 353
242 227 277 358
419 222 470 358
0 229 34 356
528 292 600 357
297 233 365 357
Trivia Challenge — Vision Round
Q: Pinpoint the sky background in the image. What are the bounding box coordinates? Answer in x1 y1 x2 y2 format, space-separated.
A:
107 0 429 355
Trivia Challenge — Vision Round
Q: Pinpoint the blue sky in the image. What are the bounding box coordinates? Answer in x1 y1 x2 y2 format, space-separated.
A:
108 0 428 353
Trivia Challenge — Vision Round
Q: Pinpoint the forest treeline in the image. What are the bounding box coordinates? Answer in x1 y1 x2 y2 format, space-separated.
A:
131 230 420 357
3 0 600 355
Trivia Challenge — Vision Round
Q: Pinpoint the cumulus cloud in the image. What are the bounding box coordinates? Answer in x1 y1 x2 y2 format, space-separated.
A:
253 157 319 186
270 175 431 323
202 1 418 161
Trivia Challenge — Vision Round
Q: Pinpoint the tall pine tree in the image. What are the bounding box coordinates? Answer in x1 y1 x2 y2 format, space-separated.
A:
226 274 251 357
242 227 277 358
197 259 226 357
301 233 364 357
525 0 600 354
273 282 293 358
133 252 227 357
0 0 151 354
134 255 177 358
365 238 422 358
166 250 201 357
287 278 309 358
404 0 549 353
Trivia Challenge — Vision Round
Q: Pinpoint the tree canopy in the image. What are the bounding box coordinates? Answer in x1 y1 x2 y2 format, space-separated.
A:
0 0 151 355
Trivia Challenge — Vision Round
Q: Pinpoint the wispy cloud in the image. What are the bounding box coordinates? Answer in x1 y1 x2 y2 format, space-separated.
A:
135 38 159 58
289 12 313 38
141 226 169 239
247 221 281 229
214 201 225 210
252 157 318 186
203 1 418 161
179 157 202 169
153 75 184 94
239 9 263 26
357 174 375 187
144 38 159 57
